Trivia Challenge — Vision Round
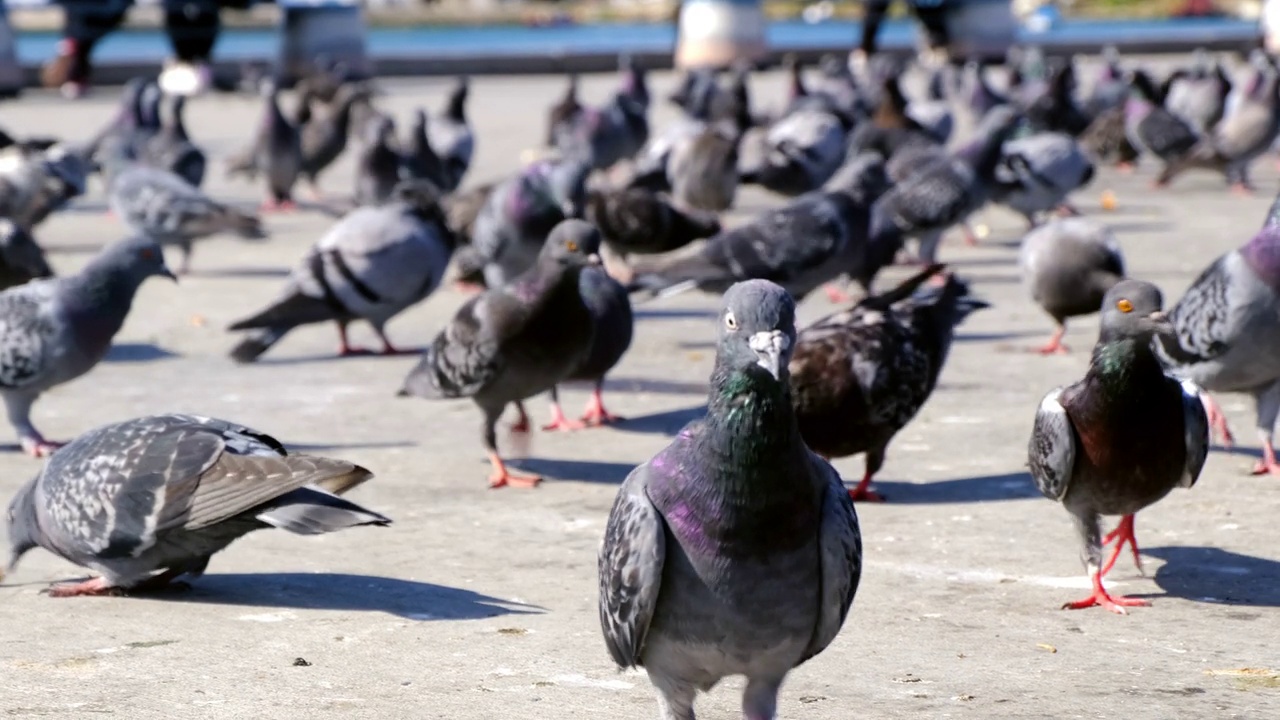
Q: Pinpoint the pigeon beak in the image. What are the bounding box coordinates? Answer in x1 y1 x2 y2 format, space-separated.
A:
1148 310 1173 334
585 253 602 267
748 330 791 381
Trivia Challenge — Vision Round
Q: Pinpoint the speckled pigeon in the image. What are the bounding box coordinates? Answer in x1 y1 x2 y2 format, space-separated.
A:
742 106 847 197
994 132 1096 226
398 220 601 488
1029 279 1208 613
0 236 175 457
597 279 861 720
1019 217 1125 354
225 79 303 210
108 162 265 274
1124 70 1199 174
790 267 987 501
1 413 390 596
229 181 457 362
1154 204 1280 474
0 219 53 291
427 76 475 192
1162 48 1233 135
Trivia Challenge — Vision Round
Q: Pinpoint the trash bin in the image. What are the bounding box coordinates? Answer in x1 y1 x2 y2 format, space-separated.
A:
674 0 768 69
944 0 1018 62
278 0 371 83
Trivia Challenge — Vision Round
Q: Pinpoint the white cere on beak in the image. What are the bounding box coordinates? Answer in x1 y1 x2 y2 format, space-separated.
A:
748 330 791 379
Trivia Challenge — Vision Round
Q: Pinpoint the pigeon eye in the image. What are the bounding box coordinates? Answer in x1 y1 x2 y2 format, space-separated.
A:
565 241 578 253
724 312 738 330
1116 299 1133 313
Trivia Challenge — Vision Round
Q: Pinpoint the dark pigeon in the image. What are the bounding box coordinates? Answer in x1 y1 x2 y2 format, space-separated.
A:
0 219 53 291
555 265 633 427
226 80 303 210
597 279 861 720
585 185 721 276
137 93 206 188
400 109 450 191
1123 70 1199 174
354 114 403 207
552 57 650 171
1 413 389 596
299 82 375 199
1162 48 1233 135
427 76 476 192
1029 279 1208 613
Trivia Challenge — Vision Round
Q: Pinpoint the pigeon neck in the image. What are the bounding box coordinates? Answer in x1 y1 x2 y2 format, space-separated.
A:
957 129 1006 176
1241 227 1280 291
1086 336 1165 397
61 261 147 342
5 477 39 573
703 364 804 488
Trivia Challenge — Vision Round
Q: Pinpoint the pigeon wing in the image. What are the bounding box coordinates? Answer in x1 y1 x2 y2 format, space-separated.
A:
1028 387 1078 501
598 461 666 669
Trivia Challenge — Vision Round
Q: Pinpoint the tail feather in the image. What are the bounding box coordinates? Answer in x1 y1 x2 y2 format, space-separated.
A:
223 207 267 240
625 252 733 296
256 485 391 535
859 263 946 310
229 291 338 333
230 327 289 363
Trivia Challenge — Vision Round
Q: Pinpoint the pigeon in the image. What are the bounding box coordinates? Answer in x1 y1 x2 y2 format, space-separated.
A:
790 267 987 501
906 67 954 145
1162 48 1232 135
1079 106 1141 168
0 236 175 456
398 220 602 488
597 279 861 720
295 56 353 106
87 78 156 169
427 76 475 192
0 413 390 596
1024 61 1091 137
400 109 450 191
1154 205 1280 474
469 156 591 288
586 185 720 262
354 114 403 207
0 144 90 230
1156 64 1280 191
957 61 1009 129
0 126 59 154
107 162 266 274
229 181 456 362
226 79 303 210
627 152 893 300
743 107 847 197
0 220 53 291
1123 70 1199 173
134 93 206 188
545 73 583 148
1029 279 1208 613
299 82 375 199
846 75 943 166
994 132 1096 226
873 105 1021 262
1082 45 1128 118
539 264 634 430
778 54 856 127
1019 217 1125 354
552 57 650 171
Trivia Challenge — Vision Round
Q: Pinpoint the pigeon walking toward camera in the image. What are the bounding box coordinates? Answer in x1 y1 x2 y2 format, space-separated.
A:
1154 203 1280 473
597 279 861 720
229 181 457 362
0 413 390 595
1029 279 1208 613
0 237 175 457
398 220 601 488
0 220 53 291
1020 217 1125 355
226 80 303 210
790 267 988 501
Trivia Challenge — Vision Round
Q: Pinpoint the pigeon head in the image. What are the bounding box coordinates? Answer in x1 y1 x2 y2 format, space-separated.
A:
444 76 469 123
546 157 591 219
86 236 177 286
0 220 53 281
1099 279 1170 342
717 280 797 383
363 114 395 147
539 219 602 269
1126 70 1162 104
3 477 40 580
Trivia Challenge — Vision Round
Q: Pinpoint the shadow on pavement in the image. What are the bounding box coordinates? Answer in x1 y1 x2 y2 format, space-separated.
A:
279 440 416 452
105 342 179 362
1141 546 1280 607
862 472 1040 504
508 457 635 484
954 330 1041 343
176 572 543 620
195 266 292 279
633 308 719 321
612 404 706 435
604 376 708 396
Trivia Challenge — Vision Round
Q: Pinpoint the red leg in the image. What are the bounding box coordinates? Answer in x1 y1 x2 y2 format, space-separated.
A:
542 401 585 432
1099 514 1144 577
1062 568 1149 614
486 451 542 489
509 403 531 433
1200 393 1235 447
823 283 853 304
580 385 623 426
1035 326 1069 355
960 223 980 247
45 577 122 597
847 469 885 502
374 330 417 356
1250 434 1280 475
1230 182 1255 196
453 280 485 294
336 324 373 357
260 198 298 213
20 435 64 458
1115 161 1135 174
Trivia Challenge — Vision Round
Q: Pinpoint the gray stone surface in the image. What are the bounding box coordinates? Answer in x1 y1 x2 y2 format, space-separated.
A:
1 68 1279 718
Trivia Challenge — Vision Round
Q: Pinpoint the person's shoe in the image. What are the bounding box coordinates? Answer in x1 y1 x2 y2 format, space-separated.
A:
159 59 212 96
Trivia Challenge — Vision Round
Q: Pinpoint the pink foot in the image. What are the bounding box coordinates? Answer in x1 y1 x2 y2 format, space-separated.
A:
580 388 623 426
1034 327 1069 355
542 404 584 432
1063 571 1149 614
260 199 297 212
45 577 121 598
21 437 64 458
510 404 531 433
1100 514 1144 577
1200 393 1235 447
337 345 375 357
823 283 853 304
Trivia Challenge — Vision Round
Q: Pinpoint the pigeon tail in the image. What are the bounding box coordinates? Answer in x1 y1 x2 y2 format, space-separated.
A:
256 485 390 535
222 207 267 240
229 327 289 363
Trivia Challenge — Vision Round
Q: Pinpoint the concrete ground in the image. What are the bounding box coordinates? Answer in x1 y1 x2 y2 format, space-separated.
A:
1 64 1279 719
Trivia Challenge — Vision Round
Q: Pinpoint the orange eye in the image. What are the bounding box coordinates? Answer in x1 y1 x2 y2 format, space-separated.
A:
565 241 578 252
1116 299 1133 313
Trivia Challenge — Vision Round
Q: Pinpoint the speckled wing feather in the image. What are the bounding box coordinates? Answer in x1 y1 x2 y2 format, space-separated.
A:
1178 380 1209 489
1158 255 1232 365
597 461 666 669
1028 388 1077 501
0 281 56 389
701 194 853 281
404 287 539 398
800 459 861 664
1136 111 1198 161
879 159 973 232
110 165 257 241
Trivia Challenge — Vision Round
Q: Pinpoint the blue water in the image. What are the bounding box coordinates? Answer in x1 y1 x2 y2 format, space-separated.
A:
10 17 1260 63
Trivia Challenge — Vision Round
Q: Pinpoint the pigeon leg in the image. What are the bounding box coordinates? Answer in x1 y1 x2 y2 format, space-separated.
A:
742 677 782 720
509 402 531 433
486 451 542 489
1200 392 1235 446
373 328 416 356
45 577 124 597
1099 514 1144 577
1054 202 1081 217
1035 325 1070 355
847 469 885 502
652 674 697 720
1062 565 1149 614
1115 161 1135 174
336 322 373 356
1249 432 1280 475
580 381 623 426
20 437 64 457
822 282 853 304
961 222 980 246
7 394 62 458
177 242 194 276
542 387 584 432
1230 181 1255 196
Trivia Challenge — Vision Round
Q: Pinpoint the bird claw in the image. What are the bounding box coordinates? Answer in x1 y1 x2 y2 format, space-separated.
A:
542 417 585 432
21 438 64 458
580 408 624 427
1249 459 1280 476
1062 591 1149 615
1035 342 1070 355
43 577 124 597
848 487 886 502
260 199 297 213
822 284 853 304
337 345 375 357
487 471 543 489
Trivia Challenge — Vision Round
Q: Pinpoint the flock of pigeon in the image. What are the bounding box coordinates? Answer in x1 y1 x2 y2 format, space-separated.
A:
0 43 1278 718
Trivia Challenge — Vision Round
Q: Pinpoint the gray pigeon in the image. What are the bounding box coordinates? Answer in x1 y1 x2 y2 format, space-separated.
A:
1083 45 1127 118
628 152 894 301
1 413 390 596
1019 217 1125 354
470 156 591 288
0 144 90 230
354 114 403 207
229 181 457 362
398 220 601 488
226 80 303 210
874 105 1021 262
1154 207 1280 474
0 236 175 457
597 279 861 720
1123 70 1199 173
108 162 266 274
743 107 847 197
552 58 650 171
299 82 375 199
400 108 450 191
994 132 1096 226
544 265 633 429
137 93 206 188
1029 279 1208 613
427 76 475 192
1162 48 1232 135
0 219 53 291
